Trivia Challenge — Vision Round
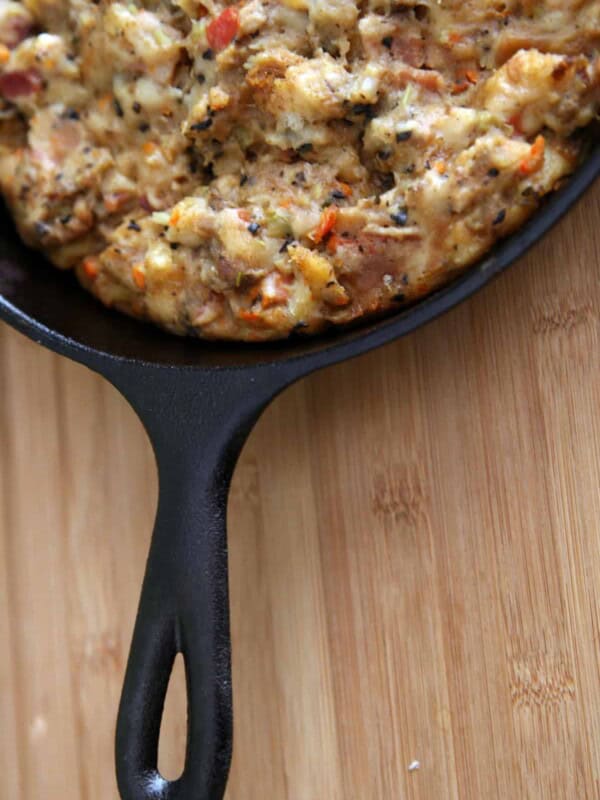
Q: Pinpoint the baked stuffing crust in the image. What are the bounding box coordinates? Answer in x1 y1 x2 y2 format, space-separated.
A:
0 0 598 339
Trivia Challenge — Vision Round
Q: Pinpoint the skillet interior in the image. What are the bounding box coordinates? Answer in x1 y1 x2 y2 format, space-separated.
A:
0 144 598 373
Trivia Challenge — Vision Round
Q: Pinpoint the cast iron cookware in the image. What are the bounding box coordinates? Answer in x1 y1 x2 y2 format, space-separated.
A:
1 145 599 800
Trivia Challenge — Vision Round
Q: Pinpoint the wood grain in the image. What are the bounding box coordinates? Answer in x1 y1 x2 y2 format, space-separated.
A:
1 181 600 799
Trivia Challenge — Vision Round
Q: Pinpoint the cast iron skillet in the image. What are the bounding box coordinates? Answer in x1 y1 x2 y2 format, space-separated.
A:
1 145 598 800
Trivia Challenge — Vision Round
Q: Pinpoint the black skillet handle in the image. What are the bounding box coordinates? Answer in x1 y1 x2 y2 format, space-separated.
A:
116 450 232 800
107 365 288 800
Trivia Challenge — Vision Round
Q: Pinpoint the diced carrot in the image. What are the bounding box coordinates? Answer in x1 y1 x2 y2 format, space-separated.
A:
132 263 146 290
169 208 181 226
279 198 292 209
531 135 545 157
451 80 469 95
412 71 443 92
452 69 479 94
338 182 353 197
97 93 112 110
238 209 251 222
207 7 239 52
82 256 100 279
448 32 463 44
519 135 545 176
311 206 338 244
326 234 341 254
0 45 10 65
143 141 158 155
239 309 269 327
261 287 288 309
328 293 352 308
434 161 447 175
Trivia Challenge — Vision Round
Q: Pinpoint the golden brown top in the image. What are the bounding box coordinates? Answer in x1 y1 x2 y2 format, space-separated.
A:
0 0 598 339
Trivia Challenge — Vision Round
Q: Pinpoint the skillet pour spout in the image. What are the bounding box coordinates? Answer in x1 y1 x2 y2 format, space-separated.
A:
0 146 598 799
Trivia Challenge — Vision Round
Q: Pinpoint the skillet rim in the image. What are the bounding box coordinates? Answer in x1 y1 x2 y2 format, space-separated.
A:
0 144 598 375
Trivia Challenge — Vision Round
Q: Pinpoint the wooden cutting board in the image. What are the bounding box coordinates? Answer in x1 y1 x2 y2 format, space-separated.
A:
1 181 600 800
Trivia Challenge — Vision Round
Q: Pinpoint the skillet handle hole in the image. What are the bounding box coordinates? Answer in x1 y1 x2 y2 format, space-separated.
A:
158 652 188 782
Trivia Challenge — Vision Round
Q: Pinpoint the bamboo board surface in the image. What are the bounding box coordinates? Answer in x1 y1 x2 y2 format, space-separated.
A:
1 181 600 799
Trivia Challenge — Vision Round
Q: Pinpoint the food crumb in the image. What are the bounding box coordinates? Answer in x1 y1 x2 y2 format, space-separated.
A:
408 760 421 772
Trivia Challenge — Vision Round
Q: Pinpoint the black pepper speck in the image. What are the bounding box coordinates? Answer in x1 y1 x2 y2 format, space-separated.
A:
391 208 409 226
191 118 213 132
